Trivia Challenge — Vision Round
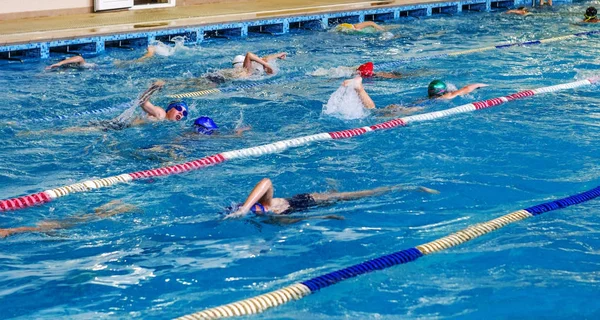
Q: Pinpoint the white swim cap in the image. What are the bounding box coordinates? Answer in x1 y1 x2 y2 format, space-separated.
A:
232 55 245 66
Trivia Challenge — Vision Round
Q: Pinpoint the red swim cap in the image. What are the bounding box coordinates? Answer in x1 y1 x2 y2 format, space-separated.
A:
357 62 374 77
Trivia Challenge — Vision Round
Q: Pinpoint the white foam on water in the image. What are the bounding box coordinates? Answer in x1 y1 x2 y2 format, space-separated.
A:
322 78 369 120
310 66 355 78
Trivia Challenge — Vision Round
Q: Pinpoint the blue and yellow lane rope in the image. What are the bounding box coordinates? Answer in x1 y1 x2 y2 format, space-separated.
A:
178 185 600 319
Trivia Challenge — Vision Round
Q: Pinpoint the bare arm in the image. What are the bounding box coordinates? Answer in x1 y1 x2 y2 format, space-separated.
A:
46 56 85 70
137 45 156 62
234 125 252 137
138 80 167 119
311 185 439 202
440 83 488 100
374 71 403 79
244 52 274 74
353 21 385 31
0 201 139 238
343 77 376 109
261 52 287 62
226 178 274 218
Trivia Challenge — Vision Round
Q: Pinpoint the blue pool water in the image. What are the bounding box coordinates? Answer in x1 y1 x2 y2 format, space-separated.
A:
1 3 600 318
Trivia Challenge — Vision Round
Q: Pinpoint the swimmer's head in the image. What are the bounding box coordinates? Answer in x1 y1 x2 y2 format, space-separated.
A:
357 62 374 78
335 23 355 31
518 6 525 10
585 7 597 20
193 116 219 135
428 80 448 98
223 202 265 214
232 55 245 68
165 101 188 121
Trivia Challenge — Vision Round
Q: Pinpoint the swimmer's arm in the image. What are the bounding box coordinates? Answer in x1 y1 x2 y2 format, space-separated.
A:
0 226 44 238
353 21 385 31
441 83 488 99
244 52 274 74
226 178 274 219
344 78 376 109
137 46 156 62
140 101 167 119
262 52 287 62
0 201 139 238
138 80 165 104
234 125 252 137
45 55 85 70
374 71 402 79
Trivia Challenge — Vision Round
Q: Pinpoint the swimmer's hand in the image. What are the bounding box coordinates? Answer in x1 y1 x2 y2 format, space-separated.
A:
418 186 440 194
225 209 248 219
235 125 252 136
277 52 287 60
264 64 274 75
45 63 60 70
138 80 166 104
0 229 12 238
342 76 363 88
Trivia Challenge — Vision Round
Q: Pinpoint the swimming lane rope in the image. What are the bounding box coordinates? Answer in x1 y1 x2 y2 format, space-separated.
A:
167 30 600 99
177 185 600 319
0 77 597 212
21 103 131 124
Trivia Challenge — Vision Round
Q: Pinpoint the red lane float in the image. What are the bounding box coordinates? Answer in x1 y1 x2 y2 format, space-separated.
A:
1 77 596 212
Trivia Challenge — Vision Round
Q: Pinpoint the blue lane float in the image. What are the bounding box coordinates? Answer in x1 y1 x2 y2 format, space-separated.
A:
177 185 600 319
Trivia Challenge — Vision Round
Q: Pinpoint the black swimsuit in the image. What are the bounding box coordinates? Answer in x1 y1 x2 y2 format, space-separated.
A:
281 193 318 215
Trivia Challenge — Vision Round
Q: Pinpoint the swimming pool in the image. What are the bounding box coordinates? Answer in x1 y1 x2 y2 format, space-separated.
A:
1 2 600 318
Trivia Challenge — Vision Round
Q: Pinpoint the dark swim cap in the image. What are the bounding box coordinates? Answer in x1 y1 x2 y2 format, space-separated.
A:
166 101 188 114
585 7 597 19
193 116 219 135
428 80 447 98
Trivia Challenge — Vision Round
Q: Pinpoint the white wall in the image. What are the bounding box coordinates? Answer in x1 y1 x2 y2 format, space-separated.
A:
0 0 92 14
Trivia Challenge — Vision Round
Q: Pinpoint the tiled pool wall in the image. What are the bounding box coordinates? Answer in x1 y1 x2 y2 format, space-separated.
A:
0 0 571 61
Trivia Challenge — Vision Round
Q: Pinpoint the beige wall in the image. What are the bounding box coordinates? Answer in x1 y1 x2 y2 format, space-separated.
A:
0 0 93 14
0 0 239 20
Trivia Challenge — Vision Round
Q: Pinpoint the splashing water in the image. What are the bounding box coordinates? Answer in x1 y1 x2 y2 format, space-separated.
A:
310 66 356 78
322 78 369 120
152 36 188 57
379 31 395 40
113 101 139 124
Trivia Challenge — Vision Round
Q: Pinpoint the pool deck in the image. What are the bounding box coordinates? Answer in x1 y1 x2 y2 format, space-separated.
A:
0 0 451 46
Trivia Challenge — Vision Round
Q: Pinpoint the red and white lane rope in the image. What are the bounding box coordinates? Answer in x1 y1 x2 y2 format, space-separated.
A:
1 77 597 212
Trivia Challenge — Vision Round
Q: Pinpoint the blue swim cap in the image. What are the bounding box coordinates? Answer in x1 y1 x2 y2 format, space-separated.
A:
193 116 219 135
166 101 188 113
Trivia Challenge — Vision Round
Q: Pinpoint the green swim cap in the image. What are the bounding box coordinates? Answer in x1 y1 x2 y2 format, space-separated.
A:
428 80 447 98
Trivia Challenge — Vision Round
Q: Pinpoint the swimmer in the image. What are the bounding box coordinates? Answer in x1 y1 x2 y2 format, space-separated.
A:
334 21 385 32
339 77 487 116
427 79 488 100
45 55 95 70
132 117 251 162
583 7 599 23
0 201 139 238
226 51 287 78
24 81 188 135
505 7 531 15
539 0 552 6
114 45 160 67
356 62 403 79
225 178 439 219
